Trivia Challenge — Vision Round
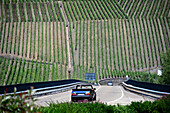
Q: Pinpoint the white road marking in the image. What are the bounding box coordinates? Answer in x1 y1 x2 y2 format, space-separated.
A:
95 84 101 92
107 86 124 104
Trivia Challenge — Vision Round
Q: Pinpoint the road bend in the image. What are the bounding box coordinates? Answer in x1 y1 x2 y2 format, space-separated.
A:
35 86 154 106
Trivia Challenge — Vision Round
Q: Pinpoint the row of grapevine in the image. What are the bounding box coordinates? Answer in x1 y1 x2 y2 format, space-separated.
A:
1 1 64 22
0 57 69 85
61 0 125 21
0 22 68 64
121 0 168 18
68 19 168 80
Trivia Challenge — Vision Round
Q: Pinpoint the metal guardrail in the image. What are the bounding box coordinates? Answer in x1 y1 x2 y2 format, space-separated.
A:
0 82 83 96
34 82 84 96
0 80 89 96
122 82 170 98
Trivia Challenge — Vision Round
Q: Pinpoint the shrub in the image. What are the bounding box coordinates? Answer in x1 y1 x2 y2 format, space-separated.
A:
0 87 37 113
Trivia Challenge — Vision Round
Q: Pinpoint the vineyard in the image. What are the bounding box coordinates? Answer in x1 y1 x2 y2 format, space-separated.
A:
0 0 169 85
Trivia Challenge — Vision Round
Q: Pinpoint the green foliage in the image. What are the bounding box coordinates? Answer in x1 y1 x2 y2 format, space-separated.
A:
0 87 37 113
38 96 170 113
160 49 170 85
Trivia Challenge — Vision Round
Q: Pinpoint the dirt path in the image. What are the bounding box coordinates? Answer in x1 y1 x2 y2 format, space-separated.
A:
71 22 76 65
62 22 66 64
66 23 73 78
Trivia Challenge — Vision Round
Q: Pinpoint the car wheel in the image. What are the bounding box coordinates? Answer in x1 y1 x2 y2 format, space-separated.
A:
94 95 96 101
71 98 76 102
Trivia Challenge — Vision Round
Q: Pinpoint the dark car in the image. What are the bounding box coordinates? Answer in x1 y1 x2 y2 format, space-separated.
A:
71 85 96 102
107 82 113 86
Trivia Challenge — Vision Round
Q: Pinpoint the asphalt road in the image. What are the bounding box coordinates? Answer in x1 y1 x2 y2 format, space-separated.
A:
35 85 154 106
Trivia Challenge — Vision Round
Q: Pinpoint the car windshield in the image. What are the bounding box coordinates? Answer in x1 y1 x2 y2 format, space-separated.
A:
77 85 92 89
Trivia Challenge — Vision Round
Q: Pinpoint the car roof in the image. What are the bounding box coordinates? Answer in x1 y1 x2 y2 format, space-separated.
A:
76 85 92 86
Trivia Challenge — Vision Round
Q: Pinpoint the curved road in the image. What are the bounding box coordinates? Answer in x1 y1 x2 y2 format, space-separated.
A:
35 85 154 106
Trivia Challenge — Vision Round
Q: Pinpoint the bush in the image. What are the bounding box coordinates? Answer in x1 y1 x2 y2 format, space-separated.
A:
38 96 170 113
0 87 37 113
1 88 169 113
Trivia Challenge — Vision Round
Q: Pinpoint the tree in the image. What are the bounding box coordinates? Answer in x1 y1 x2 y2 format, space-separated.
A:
160 48 170 85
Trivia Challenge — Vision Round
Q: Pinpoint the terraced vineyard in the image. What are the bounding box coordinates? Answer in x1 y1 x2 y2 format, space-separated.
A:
0 0 169 85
